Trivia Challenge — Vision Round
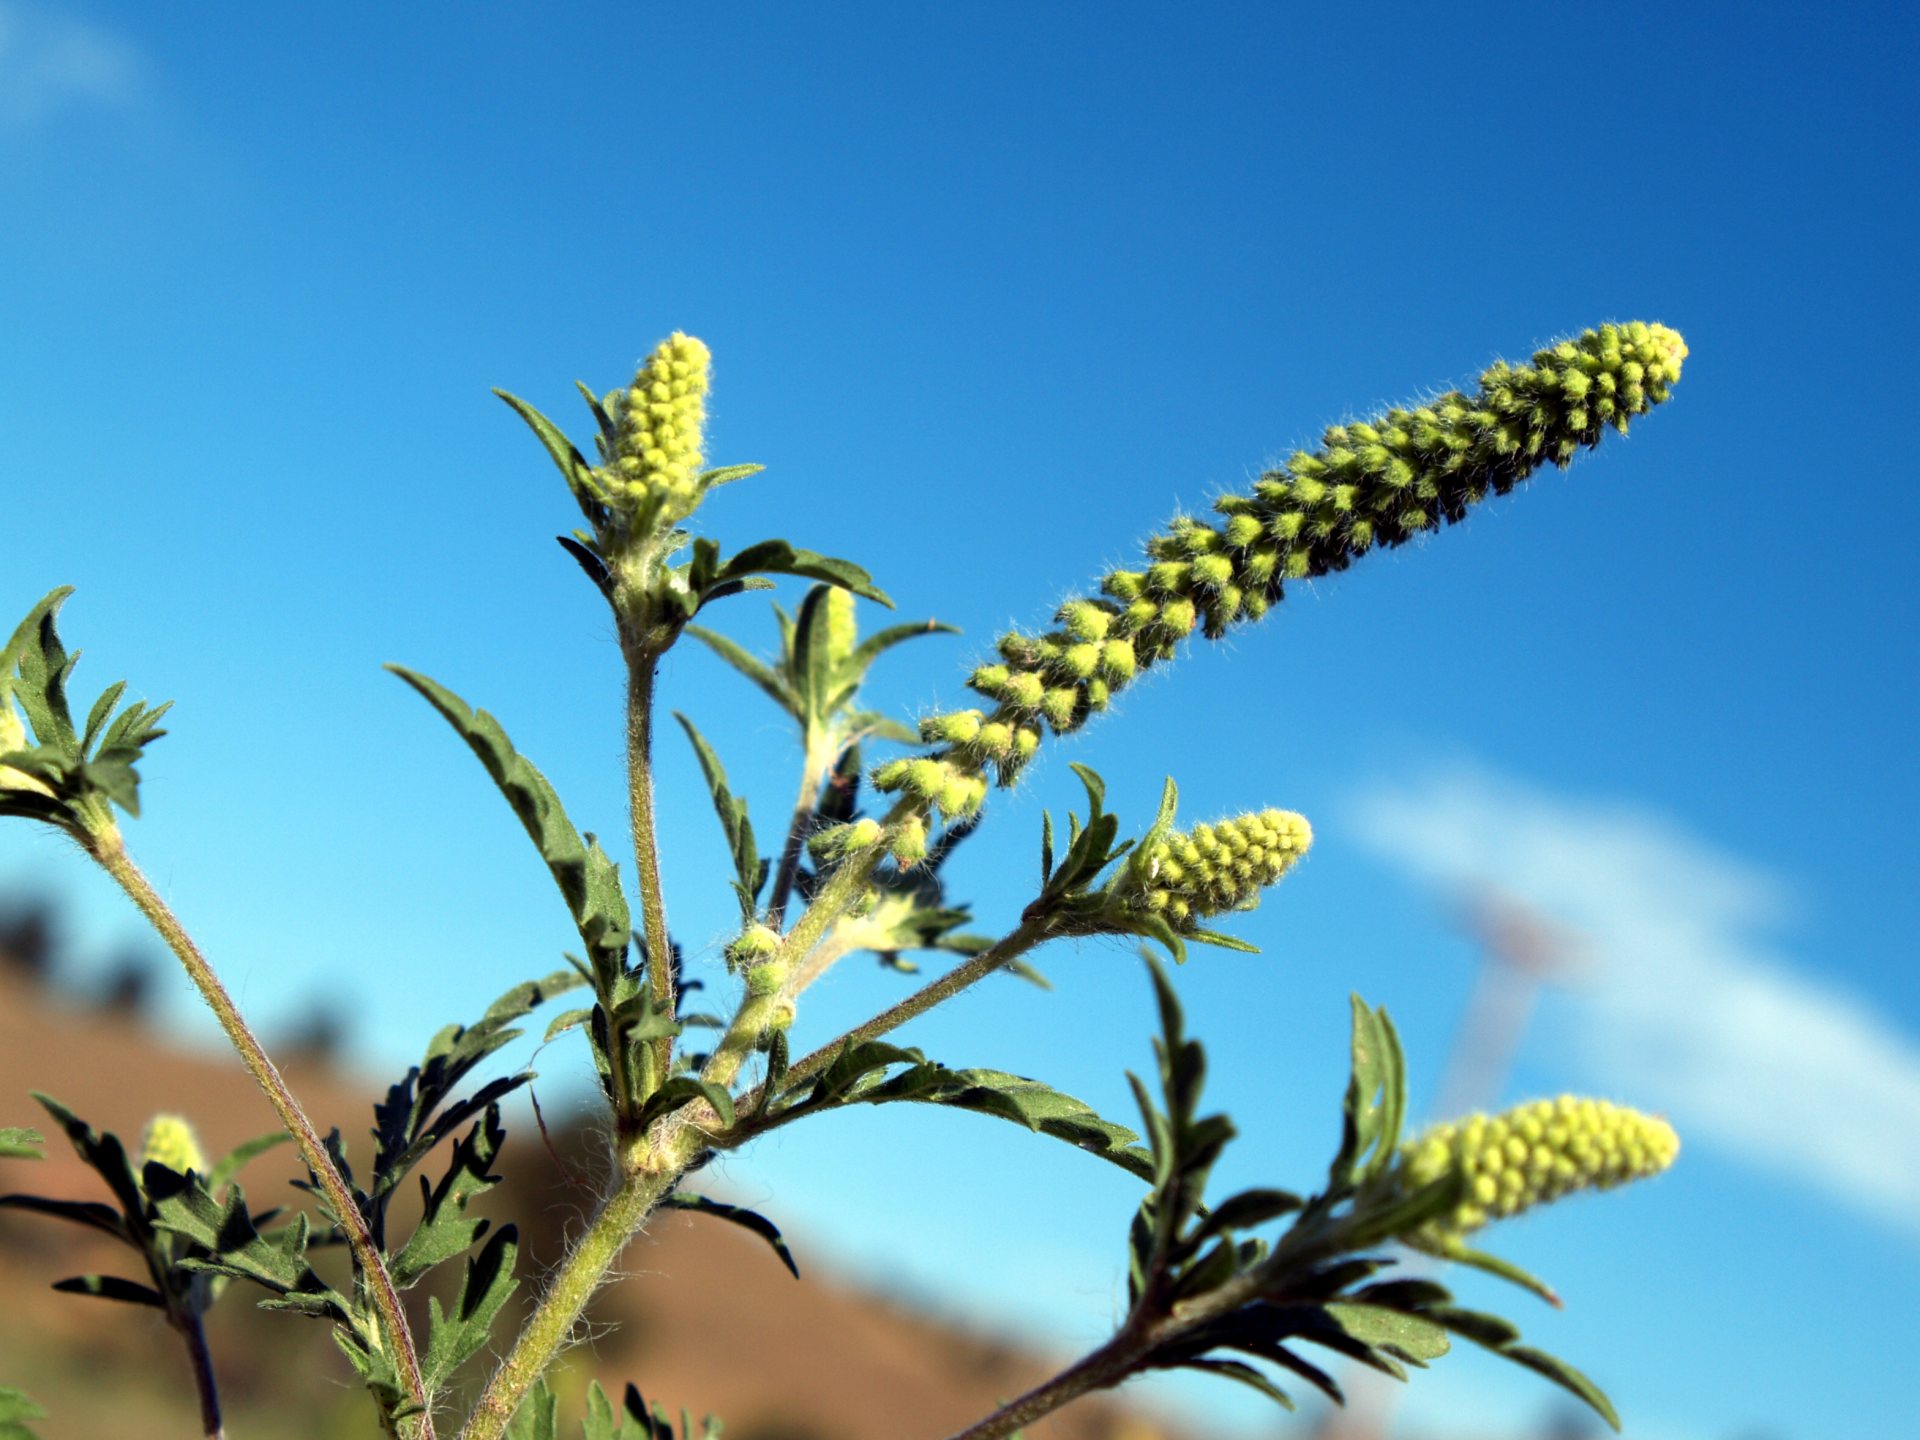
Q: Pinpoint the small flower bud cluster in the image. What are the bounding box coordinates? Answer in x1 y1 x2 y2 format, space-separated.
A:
1116 809 1312 930
1399 1096 1680 1241
603 332 712 524
868 755 989 824
140 1113 206 1178
809 812 931 872
882 323 1685 797
724 923 781 975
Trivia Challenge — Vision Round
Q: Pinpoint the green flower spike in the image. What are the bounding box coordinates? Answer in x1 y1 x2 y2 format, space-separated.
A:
881 322 1686 798
605 331 713 525
1114 808 1312 932
1399 1096 1679 1247
140 1113 206 1178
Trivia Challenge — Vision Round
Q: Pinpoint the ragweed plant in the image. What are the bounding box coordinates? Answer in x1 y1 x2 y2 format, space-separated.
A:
1 322 1687 1440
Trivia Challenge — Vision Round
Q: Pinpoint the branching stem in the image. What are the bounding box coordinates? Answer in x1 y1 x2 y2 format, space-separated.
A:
456 1158 682 1440
942 1327 1149 1440
88 830 433 1439
729 917 1049 1129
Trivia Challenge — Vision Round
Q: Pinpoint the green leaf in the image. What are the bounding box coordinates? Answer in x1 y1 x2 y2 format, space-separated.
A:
1191 1187 1306 1243
673 712 765 918
1180 1357 1295 1410
50 1273 166 1308
0 1128 43 1161
861 1065 1154 1181
388 668 632 976
504 1377 558 1440
1502 1347 1620 1430
143 1166 346 1320
1 591 170 824
2 589 78 753
0 1385 45 1440
30 1093 145 1226
582 1381 618 1440
683 625 798 719
544 1007 595 1043
1329 997 1407 1190
714 540 893 607
207 1131 291 1195
424 1224 521 1390
557 535 613 599
373 966 580 1203
1423 1236 1562 1307
662 1192 799 1279
844 617 960 683
0 1193 129 1242
495 390 606 520
391 1106 508 1288
1324 1302 1450 1365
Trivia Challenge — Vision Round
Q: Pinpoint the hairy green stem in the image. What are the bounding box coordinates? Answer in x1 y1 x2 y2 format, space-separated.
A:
457 1162 680 1440
88 831 433 1439
623 648 676 1090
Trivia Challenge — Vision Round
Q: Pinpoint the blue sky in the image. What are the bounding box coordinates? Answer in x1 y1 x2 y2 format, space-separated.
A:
2 3 1916 1437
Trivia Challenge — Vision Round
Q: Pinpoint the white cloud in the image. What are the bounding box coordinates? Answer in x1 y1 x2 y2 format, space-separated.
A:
1350 764 1920 1241
0 1 143 130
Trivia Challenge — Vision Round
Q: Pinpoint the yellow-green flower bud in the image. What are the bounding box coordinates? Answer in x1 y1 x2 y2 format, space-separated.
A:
767 999 797 1032
890 815 929 867
1115 808 1312 933
607 332 712 524
807 818 885 862
723 923 782 975
746 960 789 998
1057 600 1114 642
1398 1096 1680 1244
141 1114 206 1178
920 710 983 745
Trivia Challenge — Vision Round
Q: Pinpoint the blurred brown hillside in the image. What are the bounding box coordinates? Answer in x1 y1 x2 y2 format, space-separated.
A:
0 944 1177 1440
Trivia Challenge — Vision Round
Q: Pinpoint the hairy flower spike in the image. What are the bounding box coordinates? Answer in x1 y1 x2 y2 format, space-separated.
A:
605 331 712 524
895 323 1684 793
1113 809 1312 932
140 1113 206 1178
1398 1096 1679 1244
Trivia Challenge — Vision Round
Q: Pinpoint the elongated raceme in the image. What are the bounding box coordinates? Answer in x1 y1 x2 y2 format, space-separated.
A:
879 323 1686 808
140 1113 207 1178
1397 1096 1679 1245
1114 809 1312 931
603 331 712 524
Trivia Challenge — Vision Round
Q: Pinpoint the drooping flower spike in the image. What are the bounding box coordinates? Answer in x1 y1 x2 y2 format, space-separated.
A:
881 323 1686 815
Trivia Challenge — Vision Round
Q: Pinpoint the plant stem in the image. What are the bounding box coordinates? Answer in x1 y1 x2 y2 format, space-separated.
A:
88 831 434 1440
942 1329 1147 1440
174 1312 225 1440
623 647 675 1087
765 739 831 926
457 1160 681 1440
730 919 1048 1127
